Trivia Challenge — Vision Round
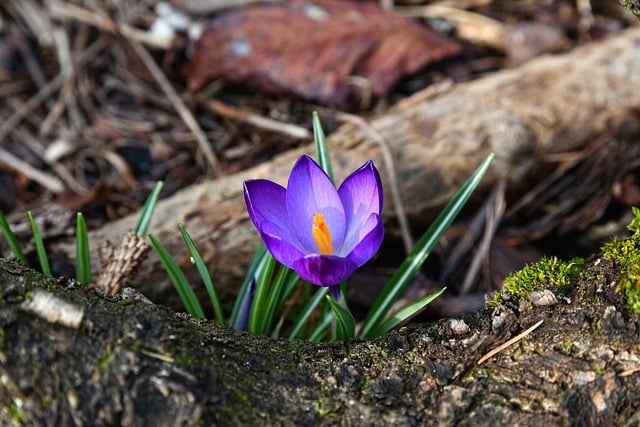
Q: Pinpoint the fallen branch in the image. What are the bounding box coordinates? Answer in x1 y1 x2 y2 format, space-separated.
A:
51 27 640 306
1 245 638 424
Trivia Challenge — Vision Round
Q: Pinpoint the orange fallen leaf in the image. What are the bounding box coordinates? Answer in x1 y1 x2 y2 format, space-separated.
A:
184 0 461 104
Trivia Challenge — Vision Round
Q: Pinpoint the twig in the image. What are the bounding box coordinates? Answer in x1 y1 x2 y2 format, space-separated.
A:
41 27 75 136
9 0 54 46
12 126 87 195
91 231 151 296
397 4 507 51
439 180 505 294
477 319 544 365
20 288 84 329
7 23 48 89
0 73 66 144
335 112 414 254
576 0 594 41
0 147 65 194
47 0 171 49
129 40 221 177
208 100 311 140
618 366 640 378
459 179 504 294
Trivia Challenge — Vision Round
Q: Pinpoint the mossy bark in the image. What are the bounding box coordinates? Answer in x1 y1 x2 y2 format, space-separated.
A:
1 254 639 426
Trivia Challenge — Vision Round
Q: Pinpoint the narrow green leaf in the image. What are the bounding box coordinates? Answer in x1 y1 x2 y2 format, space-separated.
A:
325 296 356 340
0 210 27 264
368 288 446 337
28 211 51 277
359 153 494 338
230 244 267 327
312 111 334 183
75 212 92 285
263 266 299 337
287 286 329 340
134 181 163 237
149 234 205 318
307 312 332 342
248 253 276 334
178 223 225 324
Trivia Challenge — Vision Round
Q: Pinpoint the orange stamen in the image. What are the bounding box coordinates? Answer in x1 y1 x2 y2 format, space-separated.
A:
312 212 333 255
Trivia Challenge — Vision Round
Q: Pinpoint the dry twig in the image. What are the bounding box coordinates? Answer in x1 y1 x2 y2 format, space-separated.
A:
477 319 544 365
0 147 65 193
129 40 221 176
91 231 151 296
208 100 311 140
335 112 414 254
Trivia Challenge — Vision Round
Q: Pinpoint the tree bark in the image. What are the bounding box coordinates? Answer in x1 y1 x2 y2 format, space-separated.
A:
49 27 640 306
1 248 638 425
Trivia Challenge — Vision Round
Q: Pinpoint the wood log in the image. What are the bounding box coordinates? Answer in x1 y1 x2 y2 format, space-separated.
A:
52 27 640 307
1 244 638 425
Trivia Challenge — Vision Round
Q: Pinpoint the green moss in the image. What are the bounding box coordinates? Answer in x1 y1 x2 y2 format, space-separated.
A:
599 207 640 314
617 263 640 314
490 256 584 306
490 208 640 313
601 237 640 265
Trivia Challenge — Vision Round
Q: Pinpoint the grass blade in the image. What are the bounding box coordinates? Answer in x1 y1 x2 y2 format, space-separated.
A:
0 210 27 264
248 253 276 334
149 234 205 318
325 295 355 340
28 211 51 277
134 181 163 237
287 286 329 340
307 312 332 342
359 153 494 338
367 288 446 337
263 266 299 337
312 111 334 182
75 212 92 284
178 223 225 324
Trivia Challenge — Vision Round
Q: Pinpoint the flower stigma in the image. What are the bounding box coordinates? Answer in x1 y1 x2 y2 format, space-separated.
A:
311 212 333 255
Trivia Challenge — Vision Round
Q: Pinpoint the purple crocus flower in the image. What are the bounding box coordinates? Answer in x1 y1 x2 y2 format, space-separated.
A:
244 155 384 287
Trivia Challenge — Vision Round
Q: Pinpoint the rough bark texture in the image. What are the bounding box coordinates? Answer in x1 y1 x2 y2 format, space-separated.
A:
1 247 639 425
45 27 640 307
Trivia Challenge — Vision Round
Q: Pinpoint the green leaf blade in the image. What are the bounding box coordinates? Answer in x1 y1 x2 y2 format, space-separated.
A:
178 223 225 324
28 211 51 277
312 111 334 183
359 153 494 338
248 253 277 334
368 288 446 337
326 295 356 341
149 234 205 319
135 181 163 237
75 212 92 285
0 210 27 264
287 286 329 340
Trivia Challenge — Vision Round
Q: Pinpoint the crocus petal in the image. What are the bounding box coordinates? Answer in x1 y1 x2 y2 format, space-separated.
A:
286 156 346 253
232 278 255 331
244 179 288 230
244 179 302 249
292 255 358 286
345 213 384 266
338 161 382 252
259 222 306 268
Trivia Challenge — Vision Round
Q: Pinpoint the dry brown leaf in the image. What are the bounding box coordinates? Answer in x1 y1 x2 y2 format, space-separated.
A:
183 0 461 104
